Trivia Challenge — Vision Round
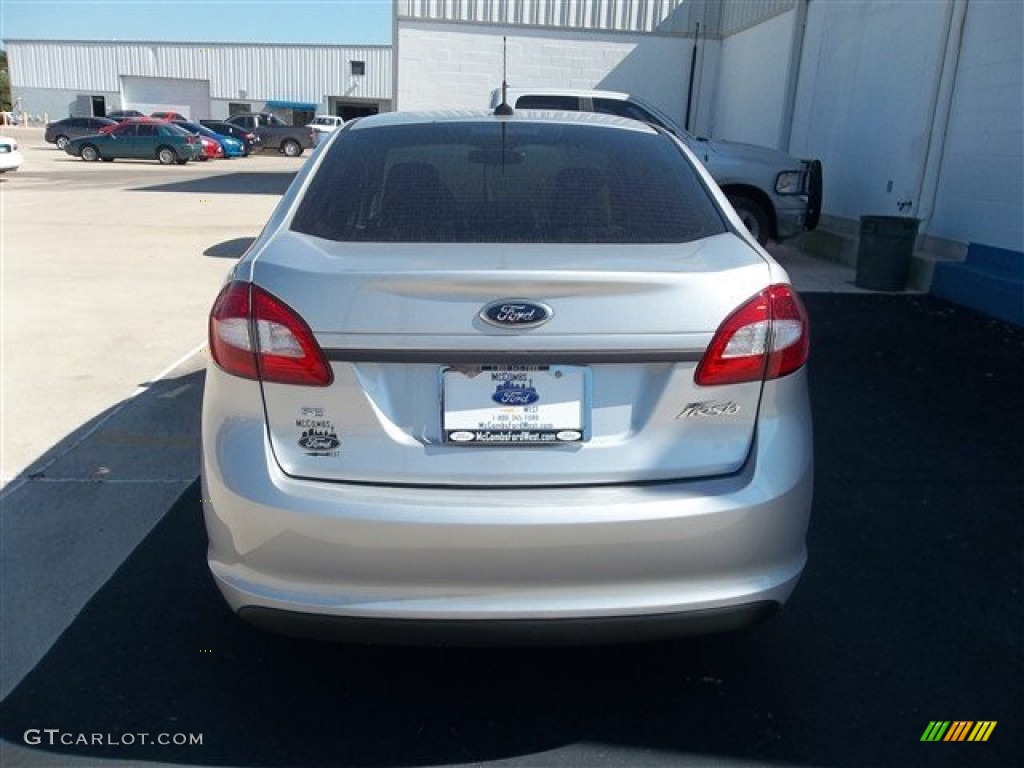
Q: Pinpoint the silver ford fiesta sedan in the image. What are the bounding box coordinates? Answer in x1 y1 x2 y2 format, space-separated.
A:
202 110 813 644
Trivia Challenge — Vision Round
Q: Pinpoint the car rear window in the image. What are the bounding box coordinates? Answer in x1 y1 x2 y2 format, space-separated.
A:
290 121 725 244
593 98 668 130
515 95 581 111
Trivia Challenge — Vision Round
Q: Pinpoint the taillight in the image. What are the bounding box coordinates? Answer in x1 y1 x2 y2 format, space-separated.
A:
209 282 333 386
695 284 809 386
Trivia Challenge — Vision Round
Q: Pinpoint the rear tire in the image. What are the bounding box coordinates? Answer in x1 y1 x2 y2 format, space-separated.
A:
727 194 771 245
80 144 100 162
157 146 177 165
55 135 70 150
281 139 302 158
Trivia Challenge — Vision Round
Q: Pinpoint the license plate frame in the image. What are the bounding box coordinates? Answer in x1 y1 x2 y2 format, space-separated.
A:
442 365 587 446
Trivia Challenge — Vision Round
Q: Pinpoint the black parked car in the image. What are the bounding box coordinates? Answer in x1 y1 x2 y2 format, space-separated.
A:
199 121 263 156
44 117 119 150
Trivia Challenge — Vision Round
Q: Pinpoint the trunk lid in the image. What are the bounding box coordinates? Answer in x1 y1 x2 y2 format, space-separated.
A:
253 231 773 486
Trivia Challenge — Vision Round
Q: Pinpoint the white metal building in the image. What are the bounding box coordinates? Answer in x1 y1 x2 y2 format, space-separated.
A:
396 0 1022 322
5 40 393 123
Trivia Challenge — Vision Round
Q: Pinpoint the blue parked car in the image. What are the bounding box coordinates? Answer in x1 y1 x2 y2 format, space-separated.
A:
176 121 246 158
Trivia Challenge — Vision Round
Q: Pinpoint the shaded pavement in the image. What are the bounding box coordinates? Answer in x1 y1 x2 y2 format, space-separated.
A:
1 294 1021 767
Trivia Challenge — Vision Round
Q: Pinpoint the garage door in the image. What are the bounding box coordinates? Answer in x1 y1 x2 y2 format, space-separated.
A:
121 76 211 119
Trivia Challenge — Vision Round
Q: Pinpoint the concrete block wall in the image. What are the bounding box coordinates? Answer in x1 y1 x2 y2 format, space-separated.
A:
396 21 697 129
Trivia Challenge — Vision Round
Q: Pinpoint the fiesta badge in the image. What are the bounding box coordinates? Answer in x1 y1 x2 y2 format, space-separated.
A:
480 299 553 329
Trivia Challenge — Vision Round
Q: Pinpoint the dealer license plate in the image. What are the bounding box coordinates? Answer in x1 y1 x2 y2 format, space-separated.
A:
443 366 586 445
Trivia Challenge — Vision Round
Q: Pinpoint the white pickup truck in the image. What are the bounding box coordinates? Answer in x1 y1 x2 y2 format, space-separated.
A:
491 88 823 243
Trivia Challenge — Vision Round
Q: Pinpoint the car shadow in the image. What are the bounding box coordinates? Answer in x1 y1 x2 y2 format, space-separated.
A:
5 370 205 488
133 172 297 195
0 295 1020 767
204 237 256 259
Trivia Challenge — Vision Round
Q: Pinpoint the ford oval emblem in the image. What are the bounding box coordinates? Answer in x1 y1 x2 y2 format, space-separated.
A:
480 300 553 329
492 382 540 406
298 434 340 451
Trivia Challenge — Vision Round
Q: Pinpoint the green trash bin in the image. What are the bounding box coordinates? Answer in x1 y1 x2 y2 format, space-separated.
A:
855 216 920 291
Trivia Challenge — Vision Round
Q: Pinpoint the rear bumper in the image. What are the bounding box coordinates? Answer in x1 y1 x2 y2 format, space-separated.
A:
774 197 811 240
202 368 813 640
774 160 822 240
0 151 22 172
239 601 780 646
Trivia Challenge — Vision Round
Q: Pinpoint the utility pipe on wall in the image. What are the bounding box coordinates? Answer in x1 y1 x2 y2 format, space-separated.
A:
782 0 810 153
914 0 969 232
685 22 699 132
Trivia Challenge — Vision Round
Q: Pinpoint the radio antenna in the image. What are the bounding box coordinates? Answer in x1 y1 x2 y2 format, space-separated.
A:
494 36 514 115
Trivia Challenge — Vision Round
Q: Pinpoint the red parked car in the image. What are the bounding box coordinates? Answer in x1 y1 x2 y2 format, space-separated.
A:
99 116 166 134
197 134 224 160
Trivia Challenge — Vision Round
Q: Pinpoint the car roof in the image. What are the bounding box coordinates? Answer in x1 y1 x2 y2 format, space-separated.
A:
347 110 658 134
502 87 632 100
117 117 172 124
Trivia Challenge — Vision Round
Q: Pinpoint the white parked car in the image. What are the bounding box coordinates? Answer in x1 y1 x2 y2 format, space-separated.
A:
0 136 24 174
203 110 814 644
306 115 344 135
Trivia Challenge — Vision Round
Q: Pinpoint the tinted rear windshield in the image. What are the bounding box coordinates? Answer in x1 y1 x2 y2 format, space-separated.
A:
291 121 725 244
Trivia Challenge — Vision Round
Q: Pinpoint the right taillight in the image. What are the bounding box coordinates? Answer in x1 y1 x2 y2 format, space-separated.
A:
209 282 333 387
695 284 809 386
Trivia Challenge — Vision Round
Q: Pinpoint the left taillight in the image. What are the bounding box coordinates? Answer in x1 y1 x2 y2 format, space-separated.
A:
209 282 333 386
695 284 809 387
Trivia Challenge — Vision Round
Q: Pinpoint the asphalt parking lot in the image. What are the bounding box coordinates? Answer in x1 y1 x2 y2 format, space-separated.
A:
1 127 1021 767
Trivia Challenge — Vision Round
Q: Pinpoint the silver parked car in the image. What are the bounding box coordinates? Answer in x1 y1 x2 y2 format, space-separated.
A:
203 110 813 644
